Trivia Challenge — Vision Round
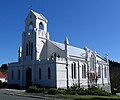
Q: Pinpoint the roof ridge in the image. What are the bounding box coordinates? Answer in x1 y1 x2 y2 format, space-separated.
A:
30 10 48 23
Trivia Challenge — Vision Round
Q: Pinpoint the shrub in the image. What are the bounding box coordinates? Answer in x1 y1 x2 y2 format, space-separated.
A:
86 87 111 96
63 89 77 95
76 88 86 95
70 84 78 91
26 85 38 93
57 88 65 94
47 88 58 95
26 85 111 96
37 88 45 93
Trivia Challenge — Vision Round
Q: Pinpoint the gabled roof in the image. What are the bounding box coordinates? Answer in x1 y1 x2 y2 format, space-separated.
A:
51 40 85 57
68 45 86 57
30 10 48 23
51 41 65 50
4 73 8 80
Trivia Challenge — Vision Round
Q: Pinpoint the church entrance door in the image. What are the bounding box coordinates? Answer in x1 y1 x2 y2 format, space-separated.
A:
26 68 32 88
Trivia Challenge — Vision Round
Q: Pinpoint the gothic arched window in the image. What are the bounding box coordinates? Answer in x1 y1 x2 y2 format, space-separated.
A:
74 62 76 79
71 63 74 79
71 62 76 79
31 42 33 59
98 65 101 78
48 67 51 79
12 70 14 80
29 22 33 30
39 68 41 80
54 53 56 58
18 70 20 80
39 22 44 30
82 64 86 78
29 41 30 56
26 43 28 56
51 52 60 58
104 67 107 78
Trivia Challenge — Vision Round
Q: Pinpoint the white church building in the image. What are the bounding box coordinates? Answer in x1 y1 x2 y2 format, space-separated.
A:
8 10 111 92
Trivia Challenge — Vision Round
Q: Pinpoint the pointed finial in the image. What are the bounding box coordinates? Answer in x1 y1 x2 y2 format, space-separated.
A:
30 5 32 10
64 36 69 45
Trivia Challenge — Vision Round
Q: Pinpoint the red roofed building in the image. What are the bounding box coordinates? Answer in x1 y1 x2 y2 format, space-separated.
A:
0 72 7 83
4 73 8 81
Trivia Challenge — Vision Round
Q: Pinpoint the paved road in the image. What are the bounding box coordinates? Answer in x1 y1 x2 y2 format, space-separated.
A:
0 89 44 100
0 93 43 100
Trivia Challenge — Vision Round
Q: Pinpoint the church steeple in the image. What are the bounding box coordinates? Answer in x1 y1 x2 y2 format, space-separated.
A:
64 36 69 58
25 10 48 33
64 36 69 45
21 10 50 61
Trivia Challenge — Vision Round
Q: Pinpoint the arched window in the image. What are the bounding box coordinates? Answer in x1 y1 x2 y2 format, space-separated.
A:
39 68 41 80
98 65 101 78
57 55 60 58
104 67 107 78
71 62 76 79
29 41 30 56
29 22 33 30
26 43 28 56
74 63 76 79
18 70 20 80
82 64 86 78
31 42 33 59
39 22 44 30
71 63 74 79
12 70 14 80
48 67 51 79
54 53 56 58
51 52 60 58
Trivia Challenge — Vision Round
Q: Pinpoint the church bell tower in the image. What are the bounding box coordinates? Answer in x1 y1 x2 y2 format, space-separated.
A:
21 10 49 63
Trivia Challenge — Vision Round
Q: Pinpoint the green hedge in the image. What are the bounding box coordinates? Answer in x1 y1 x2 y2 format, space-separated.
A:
26 85 111 96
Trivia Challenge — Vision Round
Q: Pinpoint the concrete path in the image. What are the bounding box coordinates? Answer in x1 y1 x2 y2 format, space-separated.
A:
0 89 70 100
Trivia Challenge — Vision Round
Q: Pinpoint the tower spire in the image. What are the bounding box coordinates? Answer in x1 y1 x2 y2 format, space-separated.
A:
30 5 32 10
64 36 69 45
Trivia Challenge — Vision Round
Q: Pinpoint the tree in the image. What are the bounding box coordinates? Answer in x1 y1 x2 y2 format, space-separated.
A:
0 64 8 74
0 64 8 70
87 71 99 87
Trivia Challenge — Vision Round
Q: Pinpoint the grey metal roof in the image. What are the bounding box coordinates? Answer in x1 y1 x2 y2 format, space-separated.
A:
51 41 86 57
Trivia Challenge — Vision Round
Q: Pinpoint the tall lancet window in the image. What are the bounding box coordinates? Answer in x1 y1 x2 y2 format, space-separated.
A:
26 43 28 56
74 62 76 79
104 67 107 78
98 65 101 78
71 62 76 79
12 70 14 80
39 68 41 80
82 64 86 78
48 67 51 79
18 70 20 80
71 63 74 79
31 42 33 59
29 41 31 56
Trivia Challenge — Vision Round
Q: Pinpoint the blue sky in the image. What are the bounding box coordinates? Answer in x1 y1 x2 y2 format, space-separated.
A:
0 0 120 66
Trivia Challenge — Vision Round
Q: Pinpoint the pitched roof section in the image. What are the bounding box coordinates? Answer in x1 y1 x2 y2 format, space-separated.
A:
51 41 65 50
30 10 48 23
51 41 85 57
69 45 86 57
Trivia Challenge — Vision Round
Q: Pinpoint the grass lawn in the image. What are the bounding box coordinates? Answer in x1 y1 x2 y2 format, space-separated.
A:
58 94 120 99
